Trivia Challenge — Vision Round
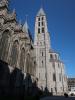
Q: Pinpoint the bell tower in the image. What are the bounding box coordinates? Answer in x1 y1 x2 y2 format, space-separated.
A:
34 7 51 90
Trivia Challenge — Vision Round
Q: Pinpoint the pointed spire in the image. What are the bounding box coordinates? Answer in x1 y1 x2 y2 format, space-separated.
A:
37 7 45 16
41 0 44 9
23 15 29 33
22 15 33 41
37 0 45 16
13 8 16 14
12 8 16 19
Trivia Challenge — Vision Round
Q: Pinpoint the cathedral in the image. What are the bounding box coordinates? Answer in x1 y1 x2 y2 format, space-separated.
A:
0 0 67 95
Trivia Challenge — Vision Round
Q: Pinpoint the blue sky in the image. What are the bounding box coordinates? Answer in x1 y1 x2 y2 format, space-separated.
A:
9 0 75 78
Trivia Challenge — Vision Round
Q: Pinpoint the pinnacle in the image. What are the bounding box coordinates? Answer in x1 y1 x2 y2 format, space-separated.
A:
37 7 45 16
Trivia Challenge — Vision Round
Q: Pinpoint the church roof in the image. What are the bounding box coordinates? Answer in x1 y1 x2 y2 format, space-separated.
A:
37 7 45 16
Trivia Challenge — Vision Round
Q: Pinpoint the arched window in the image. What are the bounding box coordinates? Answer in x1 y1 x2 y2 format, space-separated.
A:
26 54 30 74
0 30 9 61
10 40 19 67
19 48 25 71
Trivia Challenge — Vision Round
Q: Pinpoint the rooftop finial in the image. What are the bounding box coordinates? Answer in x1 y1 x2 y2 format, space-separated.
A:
41 0 45 9
37 0 45 16
41 0 43 9
25 14 28 23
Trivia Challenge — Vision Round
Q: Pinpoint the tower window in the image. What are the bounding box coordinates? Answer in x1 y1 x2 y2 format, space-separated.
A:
42 17 44 20
50 54 53 59
38 28 40 33
42 60 43 67
34 61 36 65
38 22 40 26
53 73 56 81
42 22 44 26
42 27 45 33
38 17 40 21
42 60 43 64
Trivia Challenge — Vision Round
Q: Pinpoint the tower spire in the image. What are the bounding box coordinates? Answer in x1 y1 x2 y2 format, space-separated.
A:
37 0 45 17
25 14 28 23
37 8 45 16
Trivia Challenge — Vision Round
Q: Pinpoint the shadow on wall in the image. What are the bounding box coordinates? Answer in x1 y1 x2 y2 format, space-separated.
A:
0 60 52 100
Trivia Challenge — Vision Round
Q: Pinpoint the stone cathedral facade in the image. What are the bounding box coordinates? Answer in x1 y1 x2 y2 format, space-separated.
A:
0 0 67 95
0 0 36 76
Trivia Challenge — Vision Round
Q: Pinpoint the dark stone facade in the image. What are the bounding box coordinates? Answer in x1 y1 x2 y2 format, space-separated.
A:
0 60 39 99
0 0 36 75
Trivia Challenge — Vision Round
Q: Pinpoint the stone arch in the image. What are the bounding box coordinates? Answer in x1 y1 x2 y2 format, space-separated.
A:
19 47 25 71
0 29 10 61
10 40 19 67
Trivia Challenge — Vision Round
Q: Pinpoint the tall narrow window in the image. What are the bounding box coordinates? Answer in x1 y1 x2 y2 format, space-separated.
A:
38 17 40 21
20 48 25 71
42 52 43 56
42 17 44 20
42 22 44 26
53 73 56 81
50 54 53 60
10 40 19 67
38 22 40 26
42 60 43 65
0 30 9 61
42 27 45 33
42 60 43 64
38 28 40 33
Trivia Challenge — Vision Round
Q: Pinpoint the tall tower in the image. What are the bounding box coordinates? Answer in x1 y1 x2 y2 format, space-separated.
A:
34 7 51 90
